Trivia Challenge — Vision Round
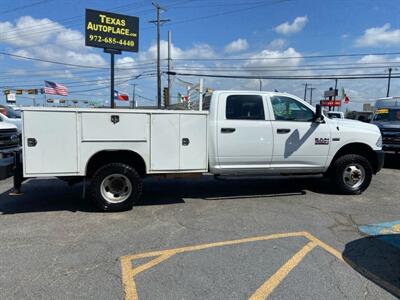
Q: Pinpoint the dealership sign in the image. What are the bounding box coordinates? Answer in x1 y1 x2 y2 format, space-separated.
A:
85 9 139 52
320 100 341 107
6 93 16 103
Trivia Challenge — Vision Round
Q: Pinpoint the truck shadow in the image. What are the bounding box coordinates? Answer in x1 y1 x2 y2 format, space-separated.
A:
384 153 400 170
342 235 400 297
0 176 343 214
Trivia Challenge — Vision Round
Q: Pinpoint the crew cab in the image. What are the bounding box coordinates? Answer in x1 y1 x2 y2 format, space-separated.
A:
7 91 384 211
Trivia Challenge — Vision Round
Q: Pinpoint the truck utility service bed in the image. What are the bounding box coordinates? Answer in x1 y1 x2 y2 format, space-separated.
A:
22 108 208 177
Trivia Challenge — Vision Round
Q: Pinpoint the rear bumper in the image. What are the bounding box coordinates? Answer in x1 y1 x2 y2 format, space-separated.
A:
374 150 385 173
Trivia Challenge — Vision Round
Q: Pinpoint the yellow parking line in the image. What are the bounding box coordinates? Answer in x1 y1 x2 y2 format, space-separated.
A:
121 253 175 300
119 231 343 300
303 232 343 261
248 241 317 300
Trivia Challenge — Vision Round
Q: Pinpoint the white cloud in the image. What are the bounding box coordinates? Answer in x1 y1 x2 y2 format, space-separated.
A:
141 40 215 60
55 29 85 51
245 47 302 70
356 23 400 47
116 56 136 69
358 55 388 64
274 16 308 35
224 38 249 53
0 16 63 47
15 45 107 68
0 16 105 68
267 38 286 50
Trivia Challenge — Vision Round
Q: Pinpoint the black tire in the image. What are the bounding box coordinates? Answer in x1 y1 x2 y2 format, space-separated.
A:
90 163 142 212
330 154 373 195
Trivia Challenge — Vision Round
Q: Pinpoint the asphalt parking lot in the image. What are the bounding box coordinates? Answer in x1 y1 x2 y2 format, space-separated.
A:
0 155 399 300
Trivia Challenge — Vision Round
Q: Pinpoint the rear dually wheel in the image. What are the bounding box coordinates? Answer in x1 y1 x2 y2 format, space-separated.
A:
90 163 142 212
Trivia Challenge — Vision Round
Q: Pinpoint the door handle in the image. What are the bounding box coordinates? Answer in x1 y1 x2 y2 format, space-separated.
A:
182 138 190 146
221 128 236 133
27 138 37 147
277 128 291 134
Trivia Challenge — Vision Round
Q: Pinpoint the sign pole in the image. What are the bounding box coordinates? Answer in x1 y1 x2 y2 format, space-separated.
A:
104 49 121 108
111 52 115 108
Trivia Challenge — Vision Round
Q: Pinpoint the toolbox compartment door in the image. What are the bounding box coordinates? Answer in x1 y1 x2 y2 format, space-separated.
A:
179 114 207 170
150 114 180 171
23 111 78 175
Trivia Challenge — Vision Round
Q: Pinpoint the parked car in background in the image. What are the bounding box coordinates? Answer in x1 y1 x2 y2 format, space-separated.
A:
346 111 373 123
0 122 19 180
0 113 22 132
326 111 345 119
371 97 400 153
0 105 21 119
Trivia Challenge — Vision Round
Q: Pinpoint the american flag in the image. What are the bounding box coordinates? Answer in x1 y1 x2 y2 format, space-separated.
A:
44 81 68 96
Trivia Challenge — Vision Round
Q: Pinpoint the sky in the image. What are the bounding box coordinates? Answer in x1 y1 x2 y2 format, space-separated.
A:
1 0 400 110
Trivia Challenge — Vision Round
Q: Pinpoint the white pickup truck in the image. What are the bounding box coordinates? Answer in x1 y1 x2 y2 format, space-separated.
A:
8 91 384 211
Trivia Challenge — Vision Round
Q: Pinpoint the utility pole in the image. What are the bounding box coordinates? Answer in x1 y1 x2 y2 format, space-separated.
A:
259 78 262 91
167 30 172 106
387 67 392 97
307 87 316 105
149 2 170 109
303 83 308 101
333 79 338 111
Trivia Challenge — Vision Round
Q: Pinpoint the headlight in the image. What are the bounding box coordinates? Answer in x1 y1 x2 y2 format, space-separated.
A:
376 136 382 148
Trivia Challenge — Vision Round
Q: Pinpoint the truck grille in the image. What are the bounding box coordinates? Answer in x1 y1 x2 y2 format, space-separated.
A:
383 136 400 144
0 130 19 149
382 128 400 133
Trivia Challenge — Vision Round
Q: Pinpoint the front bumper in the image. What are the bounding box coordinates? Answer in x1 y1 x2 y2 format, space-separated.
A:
0 148 20 180
374 150 385 173
0 156 15 180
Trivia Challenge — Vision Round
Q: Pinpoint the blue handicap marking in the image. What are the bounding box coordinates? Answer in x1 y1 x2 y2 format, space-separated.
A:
359 221 400 248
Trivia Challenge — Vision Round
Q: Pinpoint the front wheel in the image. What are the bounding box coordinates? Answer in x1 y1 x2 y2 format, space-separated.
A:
330 154 373 195
90 163 143 212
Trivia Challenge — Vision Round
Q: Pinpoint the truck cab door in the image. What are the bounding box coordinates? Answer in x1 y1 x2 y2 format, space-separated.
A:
268 95 330 171
216 93 273 173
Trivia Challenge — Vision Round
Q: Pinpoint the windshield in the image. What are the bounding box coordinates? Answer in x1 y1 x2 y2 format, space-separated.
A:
373 108 400 122
328 113 342 119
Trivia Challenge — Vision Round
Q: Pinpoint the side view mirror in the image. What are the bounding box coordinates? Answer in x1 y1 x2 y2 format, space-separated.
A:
314 104 324 123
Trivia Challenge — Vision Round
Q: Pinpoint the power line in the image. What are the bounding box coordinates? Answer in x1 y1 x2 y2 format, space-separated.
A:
0 50 158 70
0 0 55 14
171 51 400 61
171 64 400 72
166 71 400 80
165 0 291 27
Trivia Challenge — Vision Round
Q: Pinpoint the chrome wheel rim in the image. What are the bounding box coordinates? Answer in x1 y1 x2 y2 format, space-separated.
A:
342 163 365 189
100 174 132 204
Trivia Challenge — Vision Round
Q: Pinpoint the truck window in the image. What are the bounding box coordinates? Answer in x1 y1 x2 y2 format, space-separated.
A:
226 95 265 120
202 95 211 111
270 96 314 122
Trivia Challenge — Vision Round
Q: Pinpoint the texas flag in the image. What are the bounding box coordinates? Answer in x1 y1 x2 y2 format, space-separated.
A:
340 87 350 104
114 90 129 101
